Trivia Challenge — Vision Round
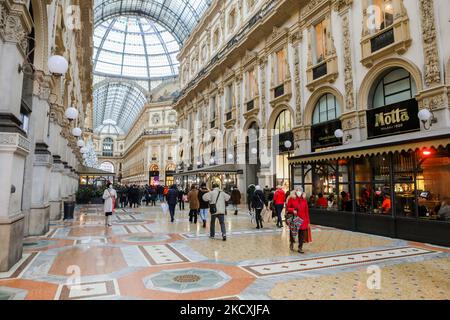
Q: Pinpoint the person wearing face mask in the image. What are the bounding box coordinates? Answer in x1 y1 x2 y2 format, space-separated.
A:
102 182 117 227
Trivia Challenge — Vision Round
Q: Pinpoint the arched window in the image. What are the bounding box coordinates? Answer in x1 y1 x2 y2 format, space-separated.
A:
100 162 115 173
246 122 260 164
312 93 341 125
274 109 293 134
102 138 114 156
370 68 417 109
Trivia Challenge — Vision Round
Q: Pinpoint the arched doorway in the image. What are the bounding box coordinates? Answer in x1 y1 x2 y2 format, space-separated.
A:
273 109 294 190
165 163 177 186
100 161 115 173
149 164 160 186
366 67 420 139
311 93 342 151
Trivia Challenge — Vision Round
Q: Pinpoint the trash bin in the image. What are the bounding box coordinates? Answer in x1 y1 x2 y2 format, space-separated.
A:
63 201 75 220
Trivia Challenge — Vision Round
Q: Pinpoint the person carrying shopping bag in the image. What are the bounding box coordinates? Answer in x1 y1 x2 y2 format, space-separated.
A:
203 183 231 241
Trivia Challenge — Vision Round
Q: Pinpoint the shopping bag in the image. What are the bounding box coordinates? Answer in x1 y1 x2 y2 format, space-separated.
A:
304 226 313 243
161 202 169 214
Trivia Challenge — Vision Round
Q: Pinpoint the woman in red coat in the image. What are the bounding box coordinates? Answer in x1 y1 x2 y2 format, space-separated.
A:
297 192 312 253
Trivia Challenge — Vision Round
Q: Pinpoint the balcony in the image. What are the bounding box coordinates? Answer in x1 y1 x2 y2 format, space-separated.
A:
361 18 411 68
270 80 292 107
243 97 260 120
306 55 338 92
224 107 237 128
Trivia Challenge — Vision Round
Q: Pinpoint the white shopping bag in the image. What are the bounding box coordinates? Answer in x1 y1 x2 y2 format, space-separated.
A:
161 202 169 214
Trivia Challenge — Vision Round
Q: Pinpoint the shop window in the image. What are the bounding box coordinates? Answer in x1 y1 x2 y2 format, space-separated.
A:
102 138 114 157
370 68 417 109
312 93 341 125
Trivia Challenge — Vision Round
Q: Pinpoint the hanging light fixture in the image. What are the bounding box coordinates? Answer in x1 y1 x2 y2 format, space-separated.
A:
72 127 82 137
65 107 78 121
48 55 69 75
418 109 437 130
77 139 85 148
284 140 292 149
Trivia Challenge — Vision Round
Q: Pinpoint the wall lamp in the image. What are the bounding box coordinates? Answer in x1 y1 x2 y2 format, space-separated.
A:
418 109 437 130
335 129 352 143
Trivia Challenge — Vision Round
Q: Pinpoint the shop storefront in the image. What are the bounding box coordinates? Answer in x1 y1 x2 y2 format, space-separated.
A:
290 135 450 247
174 164 243 192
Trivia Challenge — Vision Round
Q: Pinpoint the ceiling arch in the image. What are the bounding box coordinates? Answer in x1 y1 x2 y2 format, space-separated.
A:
93 80 148 134
94 0 213 44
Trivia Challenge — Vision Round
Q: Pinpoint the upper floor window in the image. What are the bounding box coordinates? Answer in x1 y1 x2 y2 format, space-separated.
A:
210 96 217 119
247 68 257 100
368 0 394 33
201 44 208 61
247 0 256 12
226 84 234 111
103 138 114 157
274 48 287 85
370 68 417 109
213 29 220 48
313 19 328 64
313 93 341 125
228 8 237 32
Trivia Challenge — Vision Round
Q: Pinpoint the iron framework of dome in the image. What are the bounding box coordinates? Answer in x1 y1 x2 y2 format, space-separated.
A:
92 0 213 135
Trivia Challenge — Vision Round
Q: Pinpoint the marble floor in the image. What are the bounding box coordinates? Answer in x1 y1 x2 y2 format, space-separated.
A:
0 204 449 300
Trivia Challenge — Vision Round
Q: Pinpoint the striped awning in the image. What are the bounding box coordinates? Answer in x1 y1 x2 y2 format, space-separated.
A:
289 130 450 165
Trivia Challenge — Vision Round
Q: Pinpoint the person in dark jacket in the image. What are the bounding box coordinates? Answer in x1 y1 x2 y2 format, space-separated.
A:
247 184 256 212
252 186 266 229
263 186 271 208
198 183 210 228
177 188 185 211
166 185 178 223
230 186 241 215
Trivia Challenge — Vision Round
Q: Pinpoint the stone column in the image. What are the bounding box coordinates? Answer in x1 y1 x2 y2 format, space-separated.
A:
0 0 33 271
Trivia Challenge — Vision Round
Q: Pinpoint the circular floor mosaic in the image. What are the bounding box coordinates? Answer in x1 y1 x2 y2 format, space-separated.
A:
144 268 231 293
123 235 170 243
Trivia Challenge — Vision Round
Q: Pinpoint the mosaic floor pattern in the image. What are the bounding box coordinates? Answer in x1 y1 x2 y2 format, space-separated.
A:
0 204 448 300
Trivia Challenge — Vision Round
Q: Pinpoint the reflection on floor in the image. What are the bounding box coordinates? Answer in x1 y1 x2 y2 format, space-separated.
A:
0 204 449 300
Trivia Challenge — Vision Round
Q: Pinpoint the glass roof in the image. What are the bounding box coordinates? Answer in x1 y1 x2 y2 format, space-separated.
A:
94 0 213 44
94 16 180 81
93 81 148 134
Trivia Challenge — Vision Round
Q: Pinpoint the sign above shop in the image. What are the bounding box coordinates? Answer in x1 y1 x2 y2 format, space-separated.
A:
311 120 342 151
367 99 420 139
278 131 295 153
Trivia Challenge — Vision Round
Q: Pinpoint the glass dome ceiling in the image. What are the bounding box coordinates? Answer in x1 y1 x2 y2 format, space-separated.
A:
92 0 213 135
94 16 180 81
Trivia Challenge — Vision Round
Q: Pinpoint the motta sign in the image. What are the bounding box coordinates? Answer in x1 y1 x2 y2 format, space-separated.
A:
367 99 420 139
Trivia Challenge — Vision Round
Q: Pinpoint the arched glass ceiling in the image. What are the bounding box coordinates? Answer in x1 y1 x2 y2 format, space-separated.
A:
94 16 180 81
94 0 213 44
93 81 148 134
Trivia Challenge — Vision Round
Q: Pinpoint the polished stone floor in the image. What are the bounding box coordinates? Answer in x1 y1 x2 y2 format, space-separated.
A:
0 204 449 300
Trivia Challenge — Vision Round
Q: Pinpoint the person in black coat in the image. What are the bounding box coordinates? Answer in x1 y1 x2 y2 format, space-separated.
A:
177 188 185 211
252 186 266 229
166 185 178 223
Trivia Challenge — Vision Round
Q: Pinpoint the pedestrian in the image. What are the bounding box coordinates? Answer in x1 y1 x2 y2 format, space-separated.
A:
178 187 185 211
120 186 127 208
247 184 256 213
273 185 286 228
203 183 231 241
230 186 241 215
144 185 150 206
316 193 327 209
187 185 200 224
166 185 178 223
150 186 157 206
286 190 302 251
102 182 117 227
252 186 266 229
297 192 312 254
198 183 210 228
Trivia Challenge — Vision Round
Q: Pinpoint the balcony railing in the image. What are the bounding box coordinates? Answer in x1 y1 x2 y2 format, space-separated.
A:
371 28 395 53
274 84 285 98
312 62 327 80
